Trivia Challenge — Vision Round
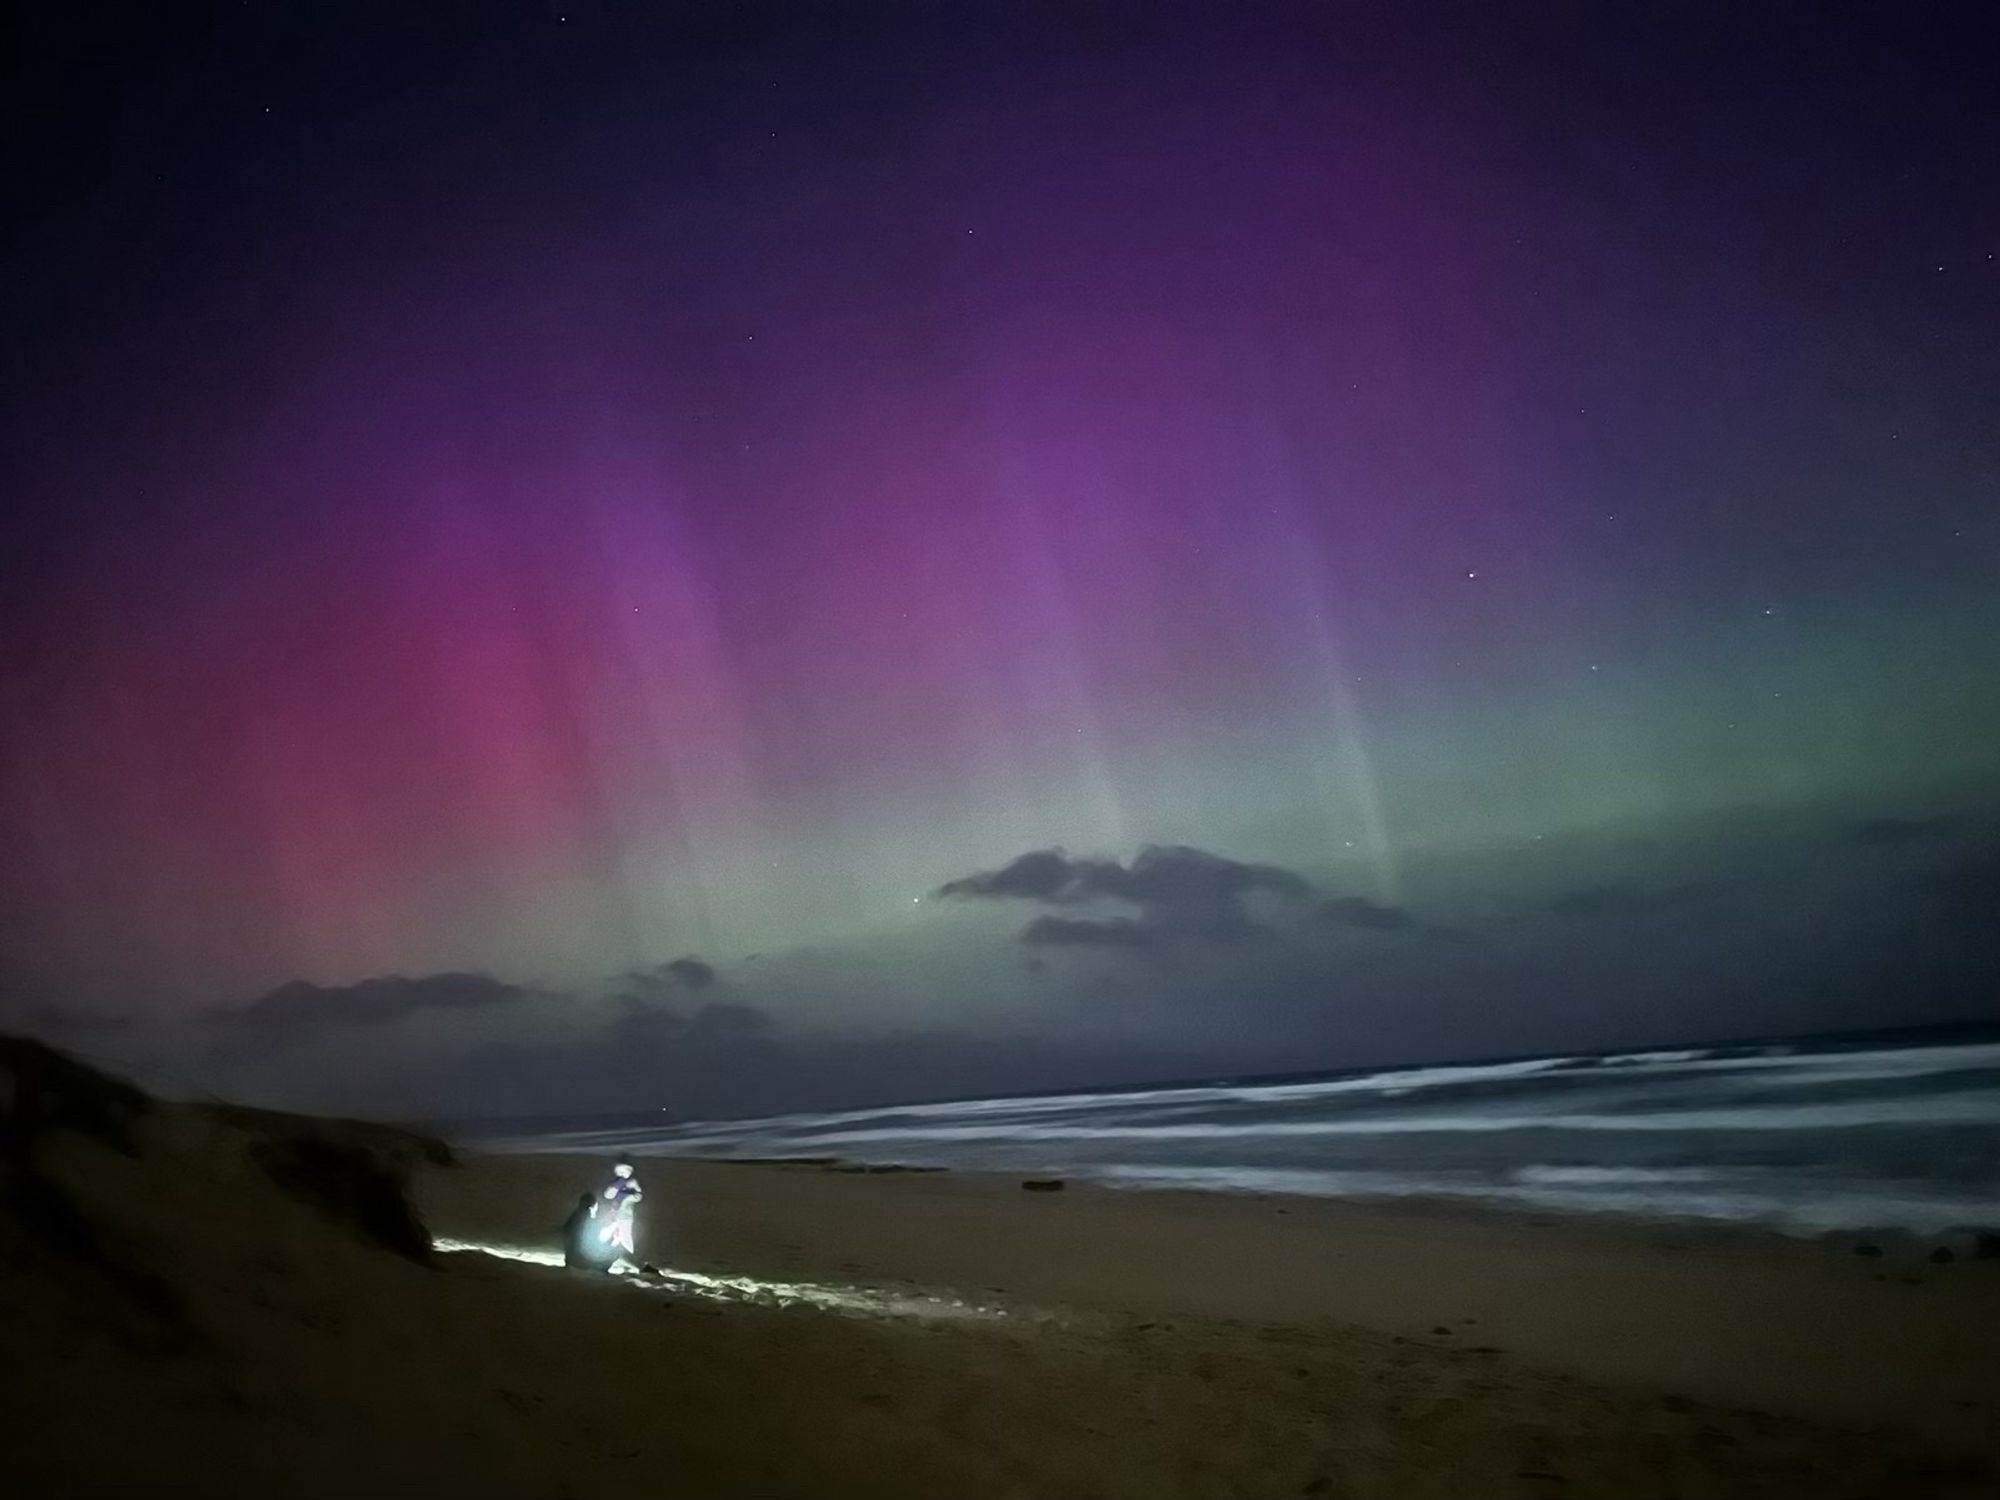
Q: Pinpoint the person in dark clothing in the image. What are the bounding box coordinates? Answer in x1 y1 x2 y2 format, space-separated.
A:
560 1191 602 1270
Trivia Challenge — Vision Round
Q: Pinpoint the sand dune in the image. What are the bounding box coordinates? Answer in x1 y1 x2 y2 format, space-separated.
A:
3 1041 1995 1498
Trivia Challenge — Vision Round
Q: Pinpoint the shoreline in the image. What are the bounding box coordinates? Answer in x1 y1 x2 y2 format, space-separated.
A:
468 1141 2000 1257
420 1150 2000 1453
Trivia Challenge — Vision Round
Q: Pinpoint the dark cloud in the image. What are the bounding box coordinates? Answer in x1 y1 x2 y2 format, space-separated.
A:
940 844 1313 949
936 849 1077 901
1316 895 1484 948
1845 815 1967 847
664 956 717 989
1085 845 1312 907
223 973 533 1028
1546 882 1711 920
938 845 1309 907
1320 896 1414 931
615 954 720 1006
607 951 764 1054
1020 915 1160 949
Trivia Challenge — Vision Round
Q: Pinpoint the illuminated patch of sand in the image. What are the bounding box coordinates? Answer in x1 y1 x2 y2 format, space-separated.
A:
432 1237 1008 1321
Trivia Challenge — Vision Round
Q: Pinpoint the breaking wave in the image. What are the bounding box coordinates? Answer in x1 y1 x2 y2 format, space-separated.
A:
480 1037 2000 1237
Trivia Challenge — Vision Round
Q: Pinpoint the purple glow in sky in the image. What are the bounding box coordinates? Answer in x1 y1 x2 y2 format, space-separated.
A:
3 4 1995 1114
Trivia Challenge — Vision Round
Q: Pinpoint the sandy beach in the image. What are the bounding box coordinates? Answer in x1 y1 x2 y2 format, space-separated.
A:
425 1152 2000 1452
10 1044 1996 1500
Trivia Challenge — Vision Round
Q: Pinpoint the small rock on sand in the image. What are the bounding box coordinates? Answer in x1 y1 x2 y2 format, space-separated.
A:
1021 1178 1066 1192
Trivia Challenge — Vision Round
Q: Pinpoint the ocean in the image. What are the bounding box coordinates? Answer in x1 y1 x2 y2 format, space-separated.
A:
472 1030 2000 1238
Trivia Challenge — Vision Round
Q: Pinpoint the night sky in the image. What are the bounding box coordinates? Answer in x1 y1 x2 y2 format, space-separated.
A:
3 3 1995 1117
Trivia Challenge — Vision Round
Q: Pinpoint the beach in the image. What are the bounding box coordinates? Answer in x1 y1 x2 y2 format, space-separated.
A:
425 1154 2000 1454
7 1057 1997 1499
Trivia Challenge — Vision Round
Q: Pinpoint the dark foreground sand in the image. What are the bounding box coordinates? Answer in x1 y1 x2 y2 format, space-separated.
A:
7 1078 1998 1498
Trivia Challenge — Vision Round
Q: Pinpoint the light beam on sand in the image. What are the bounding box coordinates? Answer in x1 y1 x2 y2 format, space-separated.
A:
431 1238 1007 1322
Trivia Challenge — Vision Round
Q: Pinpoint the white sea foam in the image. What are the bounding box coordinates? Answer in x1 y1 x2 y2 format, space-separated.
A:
483 1041 2000 1156
621 1093 2000 1154
1512 1165 1722 1185
479 1037 2000 1238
